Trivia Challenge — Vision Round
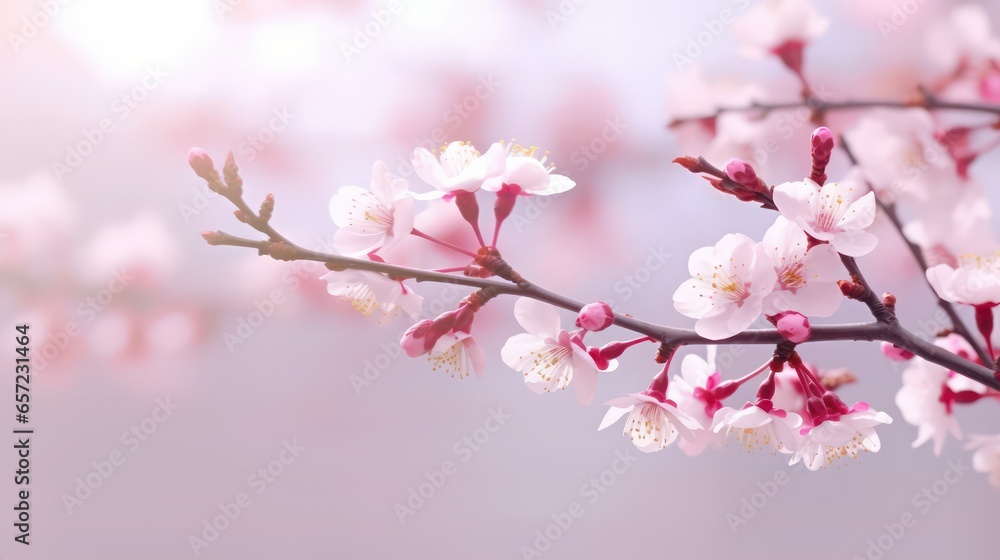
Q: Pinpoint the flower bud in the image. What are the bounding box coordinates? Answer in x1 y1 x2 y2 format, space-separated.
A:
401 320 434 357
576 302 614 332
809 127 835 185
775 311 810 343
188 148 218 181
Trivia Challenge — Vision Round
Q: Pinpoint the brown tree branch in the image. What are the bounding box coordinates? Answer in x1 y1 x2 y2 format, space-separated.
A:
668 88 1000 128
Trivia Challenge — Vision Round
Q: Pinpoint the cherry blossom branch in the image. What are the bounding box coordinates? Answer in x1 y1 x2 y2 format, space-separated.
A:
194 145 1000 390
671 147 1000 389
202 228 1000 390
837 136 994 366
667 88 1000 128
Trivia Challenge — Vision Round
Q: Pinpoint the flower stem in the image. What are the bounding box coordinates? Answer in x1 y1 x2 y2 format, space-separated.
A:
411 228 478 258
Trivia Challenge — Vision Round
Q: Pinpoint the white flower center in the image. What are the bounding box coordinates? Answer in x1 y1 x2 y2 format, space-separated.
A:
523 345 573 392
430 341 476 379
778 261 808 291
438 142 481 178
624 403 675 451
502 139 557 173
958 252 1000 271
733 426 774 452
331 283 399 323
704 265 751 305
813 185 853 232
345 192 393 232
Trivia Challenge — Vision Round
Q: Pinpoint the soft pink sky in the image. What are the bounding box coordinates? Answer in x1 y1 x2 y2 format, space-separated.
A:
2 1 999 559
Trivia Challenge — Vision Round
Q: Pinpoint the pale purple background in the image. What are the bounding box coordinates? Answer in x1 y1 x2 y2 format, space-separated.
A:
2 1 1000 559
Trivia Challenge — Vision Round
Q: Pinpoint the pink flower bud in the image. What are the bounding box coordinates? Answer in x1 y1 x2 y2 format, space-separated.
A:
880 341 914 361
724 158 768 197
576 302 614 332
775 311 810 343
809 127 835 185
811 127 834 155
725 158 757 183
188 148 218 181
401 320 434 357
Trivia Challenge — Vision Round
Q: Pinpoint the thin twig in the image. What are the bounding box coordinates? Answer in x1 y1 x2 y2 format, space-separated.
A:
668 91 1000 128
838 136 993 365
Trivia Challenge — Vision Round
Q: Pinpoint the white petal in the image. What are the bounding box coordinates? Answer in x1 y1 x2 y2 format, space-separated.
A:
599 406 633 431
513 297 562 338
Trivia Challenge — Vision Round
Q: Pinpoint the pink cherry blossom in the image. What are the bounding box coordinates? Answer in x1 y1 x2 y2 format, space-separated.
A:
329 161 414 256
842 109 945 203
483 143 575 196
927 253 1000 306
772 178 878 257
598 391 702 453
667 347 728 456
427 330 487 380
760 216 843 317
712 402 803 454
401 319 487 380
411 141 506 196
925 4 1000 76
501 298 613 405
79 212 181 287
789 403 892 471
321 268 422 321
965 434 1000 487
673 233 777 340
733 0 829 59
400 296 487 380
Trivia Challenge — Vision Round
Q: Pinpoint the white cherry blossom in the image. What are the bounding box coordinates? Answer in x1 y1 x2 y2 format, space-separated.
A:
321 269 423 322
733 0 829 58
411 141 506 196
329 161 414 256
673 233 777 340
712 403 803 454
772 178 878 257
483 143 575 196
599 391 702 453
501 298 613 405
760 216 843 317
927 253 1000 306
789 403 892 471
965 434 1000 487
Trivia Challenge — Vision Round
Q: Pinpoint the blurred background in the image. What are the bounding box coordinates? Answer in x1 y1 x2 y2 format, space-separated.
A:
3 0 1000 558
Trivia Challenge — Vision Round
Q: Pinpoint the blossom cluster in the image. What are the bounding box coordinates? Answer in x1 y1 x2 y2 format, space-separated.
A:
194 0 1000 486
672 172 874 341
